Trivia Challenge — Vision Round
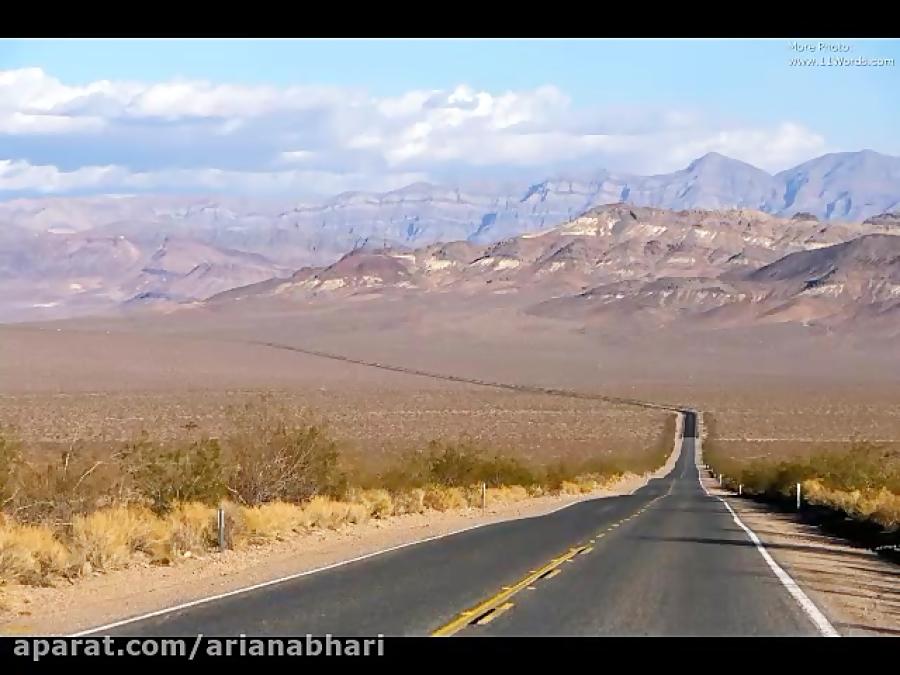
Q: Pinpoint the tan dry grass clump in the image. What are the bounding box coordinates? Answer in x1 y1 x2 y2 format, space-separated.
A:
301 496 369 529
0 521 70 585
348 488 394 518
559 481 582 496
423 486 471 511
484 485 529 507
392 488 426 515
238 501 307 543
70 505 168 571
164 502 217 558
802 479 900 529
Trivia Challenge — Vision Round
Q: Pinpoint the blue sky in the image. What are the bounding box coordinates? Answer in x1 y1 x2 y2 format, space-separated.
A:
0 38 897 198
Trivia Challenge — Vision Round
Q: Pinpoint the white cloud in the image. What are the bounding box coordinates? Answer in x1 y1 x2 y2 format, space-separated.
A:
0 67 832 197
0 158 427 196
660 123 827 173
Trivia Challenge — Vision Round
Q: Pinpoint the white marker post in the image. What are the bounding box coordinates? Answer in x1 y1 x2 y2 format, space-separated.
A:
217 506 226 551
739 484 743 496
481 482 487 511
796 483 801 510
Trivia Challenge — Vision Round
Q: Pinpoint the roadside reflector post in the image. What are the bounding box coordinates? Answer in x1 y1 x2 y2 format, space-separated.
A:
217 506 226 551
739 484 743 496
796 482 801 510
481 482 487 510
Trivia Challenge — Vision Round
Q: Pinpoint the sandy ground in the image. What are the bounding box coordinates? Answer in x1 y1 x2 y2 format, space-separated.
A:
0 450 680 637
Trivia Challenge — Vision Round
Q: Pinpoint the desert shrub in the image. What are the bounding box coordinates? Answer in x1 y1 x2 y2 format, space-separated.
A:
9 446 130 525
425 440 483 487
476 455 538 488
121 435 226 513
377 450 431 492
711 443 899 500
802 480 900 529
705 421 900 529
416 439 538 488
810 442 899 493
223 405 343 506
0 428 22 509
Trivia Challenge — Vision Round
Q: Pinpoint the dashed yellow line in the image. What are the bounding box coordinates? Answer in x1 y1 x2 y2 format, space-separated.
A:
431 489 673 637
474 602 515 625
431 544 588 637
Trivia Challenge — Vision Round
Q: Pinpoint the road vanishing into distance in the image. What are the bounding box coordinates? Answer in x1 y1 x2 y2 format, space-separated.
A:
88 410 835 638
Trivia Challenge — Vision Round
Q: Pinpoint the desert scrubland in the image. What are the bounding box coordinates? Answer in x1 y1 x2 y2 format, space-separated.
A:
0 322 674 596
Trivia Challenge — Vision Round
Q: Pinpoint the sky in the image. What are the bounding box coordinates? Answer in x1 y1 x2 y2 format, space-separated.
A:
0 38 898 199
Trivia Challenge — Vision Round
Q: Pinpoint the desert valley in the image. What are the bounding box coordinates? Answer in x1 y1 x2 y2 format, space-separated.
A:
2 149 899 637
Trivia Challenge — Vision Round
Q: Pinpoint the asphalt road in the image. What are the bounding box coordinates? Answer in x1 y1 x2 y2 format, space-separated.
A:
103 412 822 637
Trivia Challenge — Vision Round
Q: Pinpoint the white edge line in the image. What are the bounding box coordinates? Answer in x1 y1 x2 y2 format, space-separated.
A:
694 442 840 638
73 411 686 637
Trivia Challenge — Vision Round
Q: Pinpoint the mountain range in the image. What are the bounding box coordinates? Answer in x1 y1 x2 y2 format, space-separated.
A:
1 149 899 322
205 204 900 336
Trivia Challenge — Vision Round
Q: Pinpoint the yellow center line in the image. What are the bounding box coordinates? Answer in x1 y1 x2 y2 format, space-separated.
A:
474 602 515 626
431 493 666 637
431 545 587 637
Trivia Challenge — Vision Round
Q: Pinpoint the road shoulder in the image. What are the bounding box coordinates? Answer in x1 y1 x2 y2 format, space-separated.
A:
704 477 900 636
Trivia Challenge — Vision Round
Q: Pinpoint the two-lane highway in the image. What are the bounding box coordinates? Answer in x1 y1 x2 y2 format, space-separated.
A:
89 412 833 637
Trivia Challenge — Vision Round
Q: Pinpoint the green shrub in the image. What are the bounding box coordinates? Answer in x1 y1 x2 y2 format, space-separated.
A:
122 435 226 513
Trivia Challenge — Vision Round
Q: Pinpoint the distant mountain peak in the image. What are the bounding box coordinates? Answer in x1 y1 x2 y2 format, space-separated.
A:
685 152 770 175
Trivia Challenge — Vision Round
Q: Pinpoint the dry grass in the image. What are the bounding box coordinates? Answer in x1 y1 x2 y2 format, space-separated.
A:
0 521 70 585
0 399 677 589
238 502 307 542
392 488 427 515
164 503 217 558
802 480 900 529
704 413 900 530
0 461 673 587
70 505 167 571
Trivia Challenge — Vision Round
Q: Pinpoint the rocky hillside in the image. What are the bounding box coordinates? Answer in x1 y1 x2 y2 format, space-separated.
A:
207 204 900 334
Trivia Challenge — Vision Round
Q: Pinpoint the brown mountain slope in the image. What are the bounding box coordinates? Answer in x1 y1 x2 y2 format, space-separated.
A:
199 205 900 336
